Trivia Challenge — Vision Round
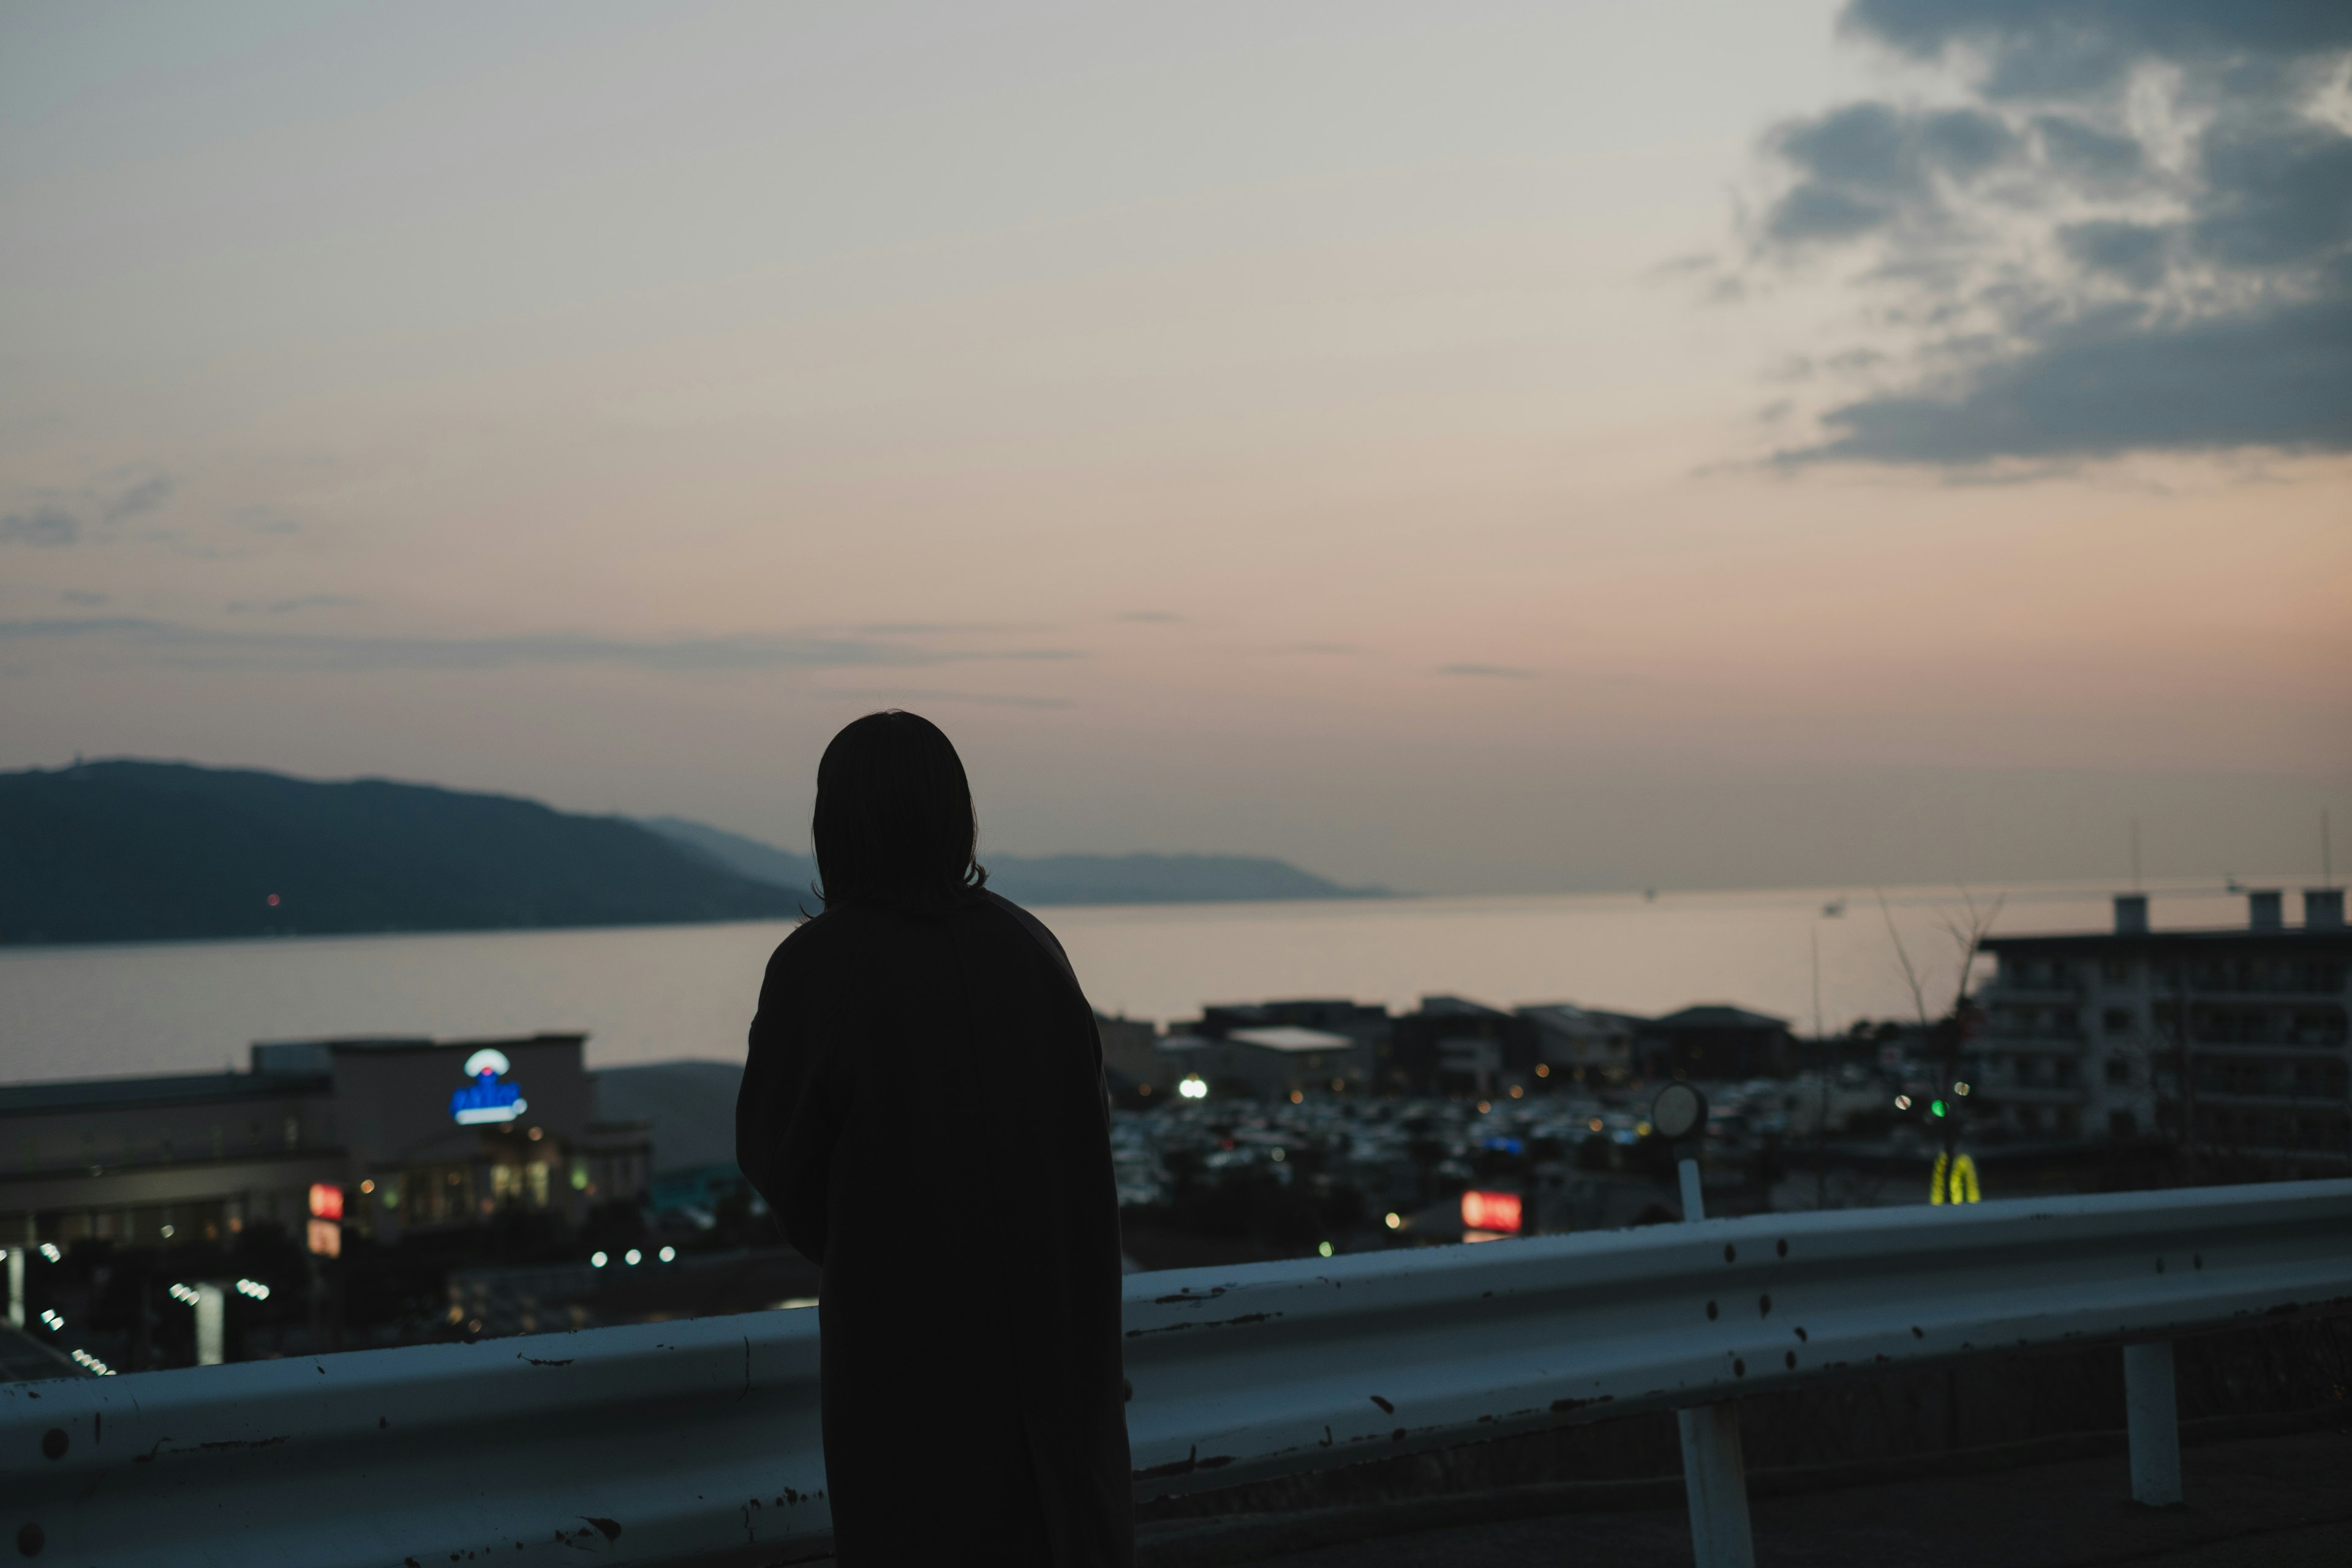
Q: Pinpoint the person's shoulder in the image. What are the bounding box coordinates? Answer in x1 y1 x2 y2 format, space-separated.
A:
979 889 1081 984
763 908 850 976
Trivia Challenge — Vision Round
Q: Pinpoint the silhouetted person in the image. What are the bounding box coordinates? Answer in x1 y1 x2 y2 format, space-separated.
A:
737 711 1134 1566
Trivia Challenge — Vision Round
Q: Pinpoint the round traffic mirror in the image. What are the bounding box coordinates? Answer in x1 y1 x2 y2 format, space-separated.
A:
1651 1081 1708 1142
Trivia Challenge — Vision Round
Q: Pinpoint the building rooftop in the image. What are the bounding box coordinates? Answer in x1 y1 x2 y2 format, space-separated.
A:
1653 1005 1789 1031
1225 1026 1357 1054
0 1068 328 1118
1980 926 2351 952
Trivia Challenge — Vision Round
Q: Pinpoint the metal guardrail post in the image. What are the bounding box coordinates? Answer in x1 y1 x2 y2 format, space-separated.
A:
1656 1085 1757 1568
2122 1340 2182 1506
1676 1402 1756 1568
194 1284 225 1368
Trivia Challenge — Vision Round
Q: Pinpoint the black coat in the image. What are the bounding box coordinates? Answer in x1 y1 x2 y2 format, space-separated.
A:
736 891 1135 1566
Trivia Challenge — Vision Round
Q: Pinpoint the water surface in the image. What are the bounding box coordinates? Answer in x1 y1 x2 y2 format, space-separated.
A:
0 880 2263 1084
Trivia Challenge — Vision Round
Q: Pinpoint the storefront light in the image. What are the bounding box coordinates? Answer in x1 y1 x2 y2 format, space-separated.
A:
624 1248 643 1266
658 1246 677 1262
590 1251 608 1268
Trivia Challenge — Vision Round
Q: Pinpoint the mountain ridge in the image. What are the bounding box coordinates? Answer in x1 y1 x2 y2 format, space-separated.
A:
638 815 1387 906
0 760 1383 945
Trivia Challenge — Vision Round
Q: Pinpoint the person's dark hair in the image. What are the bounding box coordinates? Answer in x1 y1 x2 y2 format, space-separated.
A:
811 710 987 911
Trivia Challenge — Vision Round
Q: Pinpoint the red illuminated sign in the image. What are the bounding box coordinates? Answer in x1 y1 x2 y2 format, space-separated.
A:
1460 1189 1521 1235
308 1183 344 1221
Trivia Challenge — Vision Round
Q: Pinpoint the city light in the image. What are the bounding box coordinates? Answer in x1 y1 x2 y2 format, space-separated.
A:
236 1278 271 1300
1384 1212 1402 1230
70 1349 115 1376
590 1251 608 1268
40 1243 61 1262
1930 1099 1947 1118
40 1310 62 1330
1178 1077 1208 1100
1894 1095 1912 1110
160 1224 175 1238
1269 1147 1285 1162
1955 1082 1971 1096
624 1248 643 1265
658 1246 676 1262
1535 1063 1550 1078
1509 1085 1524 1098
360 1179 375 1194
1476 1100 1491 1114
1317 1241 1334 1258
1460 1189 1523 1235
1289 1090 1304 1104
170 1283 202 1306
1589 1118 1604 1133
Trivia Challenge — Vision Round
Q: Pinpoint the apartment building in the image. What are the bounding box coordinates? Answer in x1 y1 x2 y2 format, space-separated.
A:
1970 889 2350 1171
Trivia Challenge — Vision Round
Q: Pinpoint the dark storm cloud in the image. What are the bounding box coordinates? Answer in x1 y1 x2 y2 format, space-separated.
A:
1749 1 2352 465
0 617 1083 674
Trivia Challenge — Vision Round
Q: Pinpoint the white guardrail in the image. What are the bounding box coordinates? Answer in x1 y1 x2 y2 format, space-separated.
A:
7 1178 2351 1568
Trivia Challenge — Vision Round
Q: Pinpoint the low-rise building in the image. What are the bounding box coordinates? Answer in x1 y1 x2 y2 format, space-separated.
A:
1391 997 1537 1095
1518 1004 1645 1085
1640 1006 1793 1080
0 1034 650 1251
1095 1013 1165 1091
1157 1025 1367 1099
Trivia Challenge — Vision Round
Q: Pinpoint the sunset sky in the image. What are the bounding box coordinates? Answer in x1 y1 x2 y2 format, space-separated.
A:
4 1 2347 894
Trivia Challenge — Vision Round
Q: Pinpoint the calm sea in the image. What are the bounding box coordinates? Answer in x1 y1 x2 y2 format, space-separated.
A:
0 881 2266 1085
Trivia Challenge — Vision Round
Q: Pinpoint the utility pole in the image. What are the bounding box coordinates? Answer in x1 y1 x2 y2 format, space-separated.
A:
1811 922 1829 1212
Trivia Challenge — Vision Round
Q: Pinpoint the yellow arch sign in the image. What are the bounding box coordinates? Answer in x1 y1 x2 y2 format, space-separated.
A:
1930 1151 1981 1205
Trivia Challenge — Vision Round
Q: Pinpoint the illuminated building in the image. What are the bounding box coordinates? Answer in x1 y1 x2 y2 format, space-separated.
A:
0 1034 650 1250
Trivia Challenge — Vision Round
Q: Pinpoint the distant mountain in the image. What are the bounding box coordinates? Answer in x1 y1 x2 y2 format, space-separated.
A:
984 853 1387 906
640 817 1386 907
0 761 800 945
639 815 816 896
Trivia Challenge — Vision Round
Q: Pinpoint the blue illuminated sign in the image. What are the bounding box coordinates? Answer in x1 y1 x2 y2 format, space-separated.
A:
450 1047 529 1126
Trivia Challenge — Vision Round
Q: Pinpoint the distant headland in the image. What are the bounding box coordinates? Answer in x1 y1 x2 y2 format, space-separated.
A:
0 760 1386 945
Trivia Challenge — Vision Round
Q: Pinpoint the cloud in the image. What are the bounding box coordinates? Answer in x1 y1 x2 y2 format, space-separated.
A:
0 472 176 546
1438 663 1537 679
1743 4 2352 465
0 506 80 546
0 617 1084 675
59 590 109 607
225 594 364 614
814 687 1074 710
1800 293 2352 463
104 475 174 522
